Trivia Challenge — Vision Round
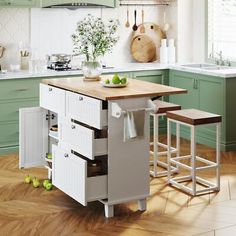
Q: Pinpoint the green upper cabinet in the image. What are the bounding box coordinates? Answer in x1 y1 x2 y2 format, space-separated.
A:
0 0 39 7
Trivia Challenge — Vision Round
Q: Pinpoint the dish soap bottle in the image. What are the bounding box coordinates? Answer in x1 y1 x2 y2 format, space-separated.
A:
160 39 168 64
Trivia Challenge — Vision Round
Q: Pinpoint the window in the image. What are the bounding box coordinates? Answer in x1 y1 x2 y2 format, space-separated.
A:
208 0 236 60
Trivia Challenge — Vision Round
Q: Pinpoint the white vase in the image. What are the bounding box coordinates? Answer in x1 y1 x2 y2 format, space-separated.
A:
82 61 103 81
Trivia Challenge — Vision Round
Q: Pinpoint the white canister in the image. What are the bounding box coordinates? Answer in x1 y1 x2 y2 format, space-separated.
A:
160 39 168 64
168 39 176 64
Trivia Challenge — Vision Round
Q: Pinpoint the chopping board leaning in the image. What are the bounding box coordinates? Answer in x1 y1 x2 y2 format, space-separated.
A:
130 23 166 63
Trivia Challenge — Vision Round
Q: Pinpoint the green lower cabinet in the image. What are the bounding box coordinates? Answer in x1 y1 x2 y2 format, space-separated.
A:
169 70 232 151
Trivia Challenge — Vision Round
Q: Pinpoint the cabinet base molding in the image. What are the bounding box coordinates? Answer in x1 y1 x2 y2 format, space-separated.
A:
0 146 18 156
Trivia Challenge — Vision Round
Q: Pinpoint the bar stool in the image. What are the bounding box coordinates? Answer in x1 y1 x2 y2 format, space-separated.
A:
150 100 181 177
166 109 222 196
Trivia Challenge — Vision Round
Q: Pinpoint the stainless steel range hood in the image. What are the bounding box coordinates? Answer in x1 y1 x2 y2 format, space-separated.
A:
41 0 116 9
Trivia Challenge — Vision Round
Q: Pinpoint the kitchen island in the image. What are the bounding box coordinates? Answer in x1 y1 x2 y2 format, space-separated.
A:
19 77 186 217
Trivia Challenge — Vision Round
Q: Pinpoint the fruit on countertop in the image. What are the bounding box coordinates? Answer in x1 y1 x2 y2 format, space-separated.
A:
112 74 121 84
45 182 53 191
105 78 110 84
24 175 32 184
43 179 50 188
121 77 127 84
32 177 40 188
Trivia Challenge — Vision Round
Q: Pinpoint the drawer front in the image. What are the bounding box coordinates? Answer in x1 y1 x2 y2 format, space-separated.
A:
0 99 38 123
0 122 19 147
52 145 107 206
66 91 107 129
60 120 108 160
40 84 66 116
0 79 41 101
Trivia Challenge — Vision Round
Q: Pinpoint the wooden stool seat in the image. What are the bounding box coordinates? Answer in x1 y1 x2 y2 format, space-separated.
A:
166 109 222 125
153 100 181 114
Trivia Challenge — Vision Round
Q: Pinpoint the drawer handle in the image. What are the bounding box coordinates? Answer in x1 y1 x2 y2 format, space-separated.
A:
71 125 76 129
79 96 83 101
64 153 69 158
49 88 53 92
15 88 28 92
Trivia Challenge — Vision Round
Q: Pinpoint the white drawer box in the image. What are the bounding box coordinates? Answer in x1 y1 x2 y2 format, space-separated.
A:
40 84 66 116
52 145 107 206
59 119 108 160
66 91 107 129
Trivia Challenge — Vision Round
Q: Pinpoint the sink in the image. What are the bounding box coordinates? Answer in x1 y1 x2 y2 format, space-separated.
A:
181 63 216 68
202 66 236 70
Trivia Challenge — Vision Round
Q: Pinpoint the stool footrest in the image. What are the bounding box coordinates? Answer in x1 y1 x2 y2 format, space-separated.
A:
170 159 192 171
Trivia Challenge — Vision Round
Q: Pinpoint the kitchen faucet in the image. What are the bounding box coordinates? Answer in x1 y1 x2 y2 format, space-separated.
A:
214 51 231 66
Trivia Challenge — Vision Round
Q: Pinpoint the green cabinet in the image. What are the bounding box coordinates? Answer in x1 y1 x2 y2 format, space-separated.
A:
0 0 38 7
169 70 230 150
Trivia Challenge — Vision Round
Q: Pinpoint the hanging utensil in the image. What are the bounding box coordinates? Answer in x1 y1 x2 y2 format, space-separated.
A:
0 45 5 58
163 10 170 32
125 7 130 28
140 6 145 33
132 9 138 31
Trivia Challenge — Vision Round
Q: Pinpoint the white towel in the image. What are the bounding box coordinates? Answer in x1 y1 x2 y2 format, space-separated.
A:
124 110 145 142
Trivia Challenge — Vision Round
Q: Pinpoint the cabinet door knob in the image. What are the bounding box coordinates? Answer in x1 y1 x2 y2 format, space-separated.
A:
64 153 69 158
79 96 83 101
49 88 53 92
71 125 76 129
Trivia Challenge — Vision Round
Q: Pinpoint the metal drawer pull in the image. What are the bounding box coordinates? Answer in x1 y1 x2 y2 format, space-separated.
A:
15 88 28 92
49 88 53 91
79 96 83 101
71 125 76 129
64 153 69 158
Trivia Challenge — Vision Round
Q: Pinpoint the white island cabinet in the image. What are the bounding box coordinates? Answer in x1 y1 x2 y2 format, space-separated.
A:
19 77 186 218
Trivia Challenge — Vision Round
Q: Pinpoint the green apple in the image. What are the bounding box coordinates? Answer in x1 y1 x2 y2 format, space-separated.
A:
105 79 110 84
32 177 40 188
45 182 53 191
121 77 127 84
24 175 31 184
47 153 52 160
112 74 120 84
43 179 50 188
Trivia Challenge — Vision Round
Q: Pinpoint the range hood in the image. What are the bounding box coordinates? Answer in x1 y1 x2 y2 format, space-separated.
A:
41 0 116 9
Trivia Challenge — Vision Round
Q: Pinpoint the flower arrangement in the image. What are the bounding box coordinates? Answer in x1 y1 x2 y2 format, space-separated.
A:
72 14 119 62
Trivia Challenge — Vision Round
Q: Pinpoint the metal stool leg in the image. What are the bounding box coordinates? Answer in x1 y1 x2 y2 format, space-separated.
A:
216 123 221 191
167 118 171 183
191 125 196 195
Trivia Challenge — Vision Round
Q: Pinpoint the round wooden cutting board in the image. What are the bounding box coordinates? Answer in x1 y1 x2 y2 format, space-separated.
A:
131 35 156 63
131 22 166 62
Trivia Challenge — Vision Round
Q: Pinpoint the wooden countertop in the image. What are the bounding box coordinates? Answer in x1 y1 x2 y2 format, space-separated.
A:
42 77 187 101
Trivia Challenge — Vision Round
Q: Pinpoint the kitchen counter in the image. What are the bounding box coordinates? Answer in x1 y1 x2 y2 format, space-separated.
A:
0 63 169 80
42 77 186 101
1 62 236 80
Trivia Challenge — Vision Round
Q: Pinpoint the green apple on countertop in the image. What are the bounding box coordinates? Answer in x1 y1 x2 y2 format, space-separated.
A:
104 74 128 86
47 153 52 160
45 182 53 191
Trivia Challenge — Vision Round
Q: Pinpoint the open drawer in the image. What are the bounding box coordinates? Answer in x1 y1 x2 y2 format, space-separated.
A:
66 91 108 129
40 84 66 116
59 119 108 160
52 145 107 206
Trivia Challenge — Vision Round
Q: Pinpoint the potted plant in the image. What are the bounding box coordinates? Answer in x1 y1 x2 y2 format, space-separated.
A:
72 14 119 81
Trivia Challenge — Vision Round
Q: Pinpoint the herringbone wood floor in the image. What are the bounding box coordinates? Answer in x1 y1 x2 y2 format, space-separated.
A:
1 137 236 236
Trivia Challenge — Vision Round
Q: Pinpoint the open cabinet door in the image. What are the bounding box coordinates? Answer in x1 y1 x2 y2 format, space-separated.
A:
19 107 48 168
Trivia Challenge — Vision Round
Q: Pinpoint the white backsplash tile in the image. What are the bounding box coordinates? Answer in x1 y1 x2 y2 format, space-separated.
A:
0 5 177 69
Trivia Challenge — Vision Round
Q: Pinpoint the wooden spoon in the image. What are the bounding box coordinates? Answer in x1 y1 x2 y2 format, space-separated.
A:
140 9 145 33
132 9 138 31
125 9 130 28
